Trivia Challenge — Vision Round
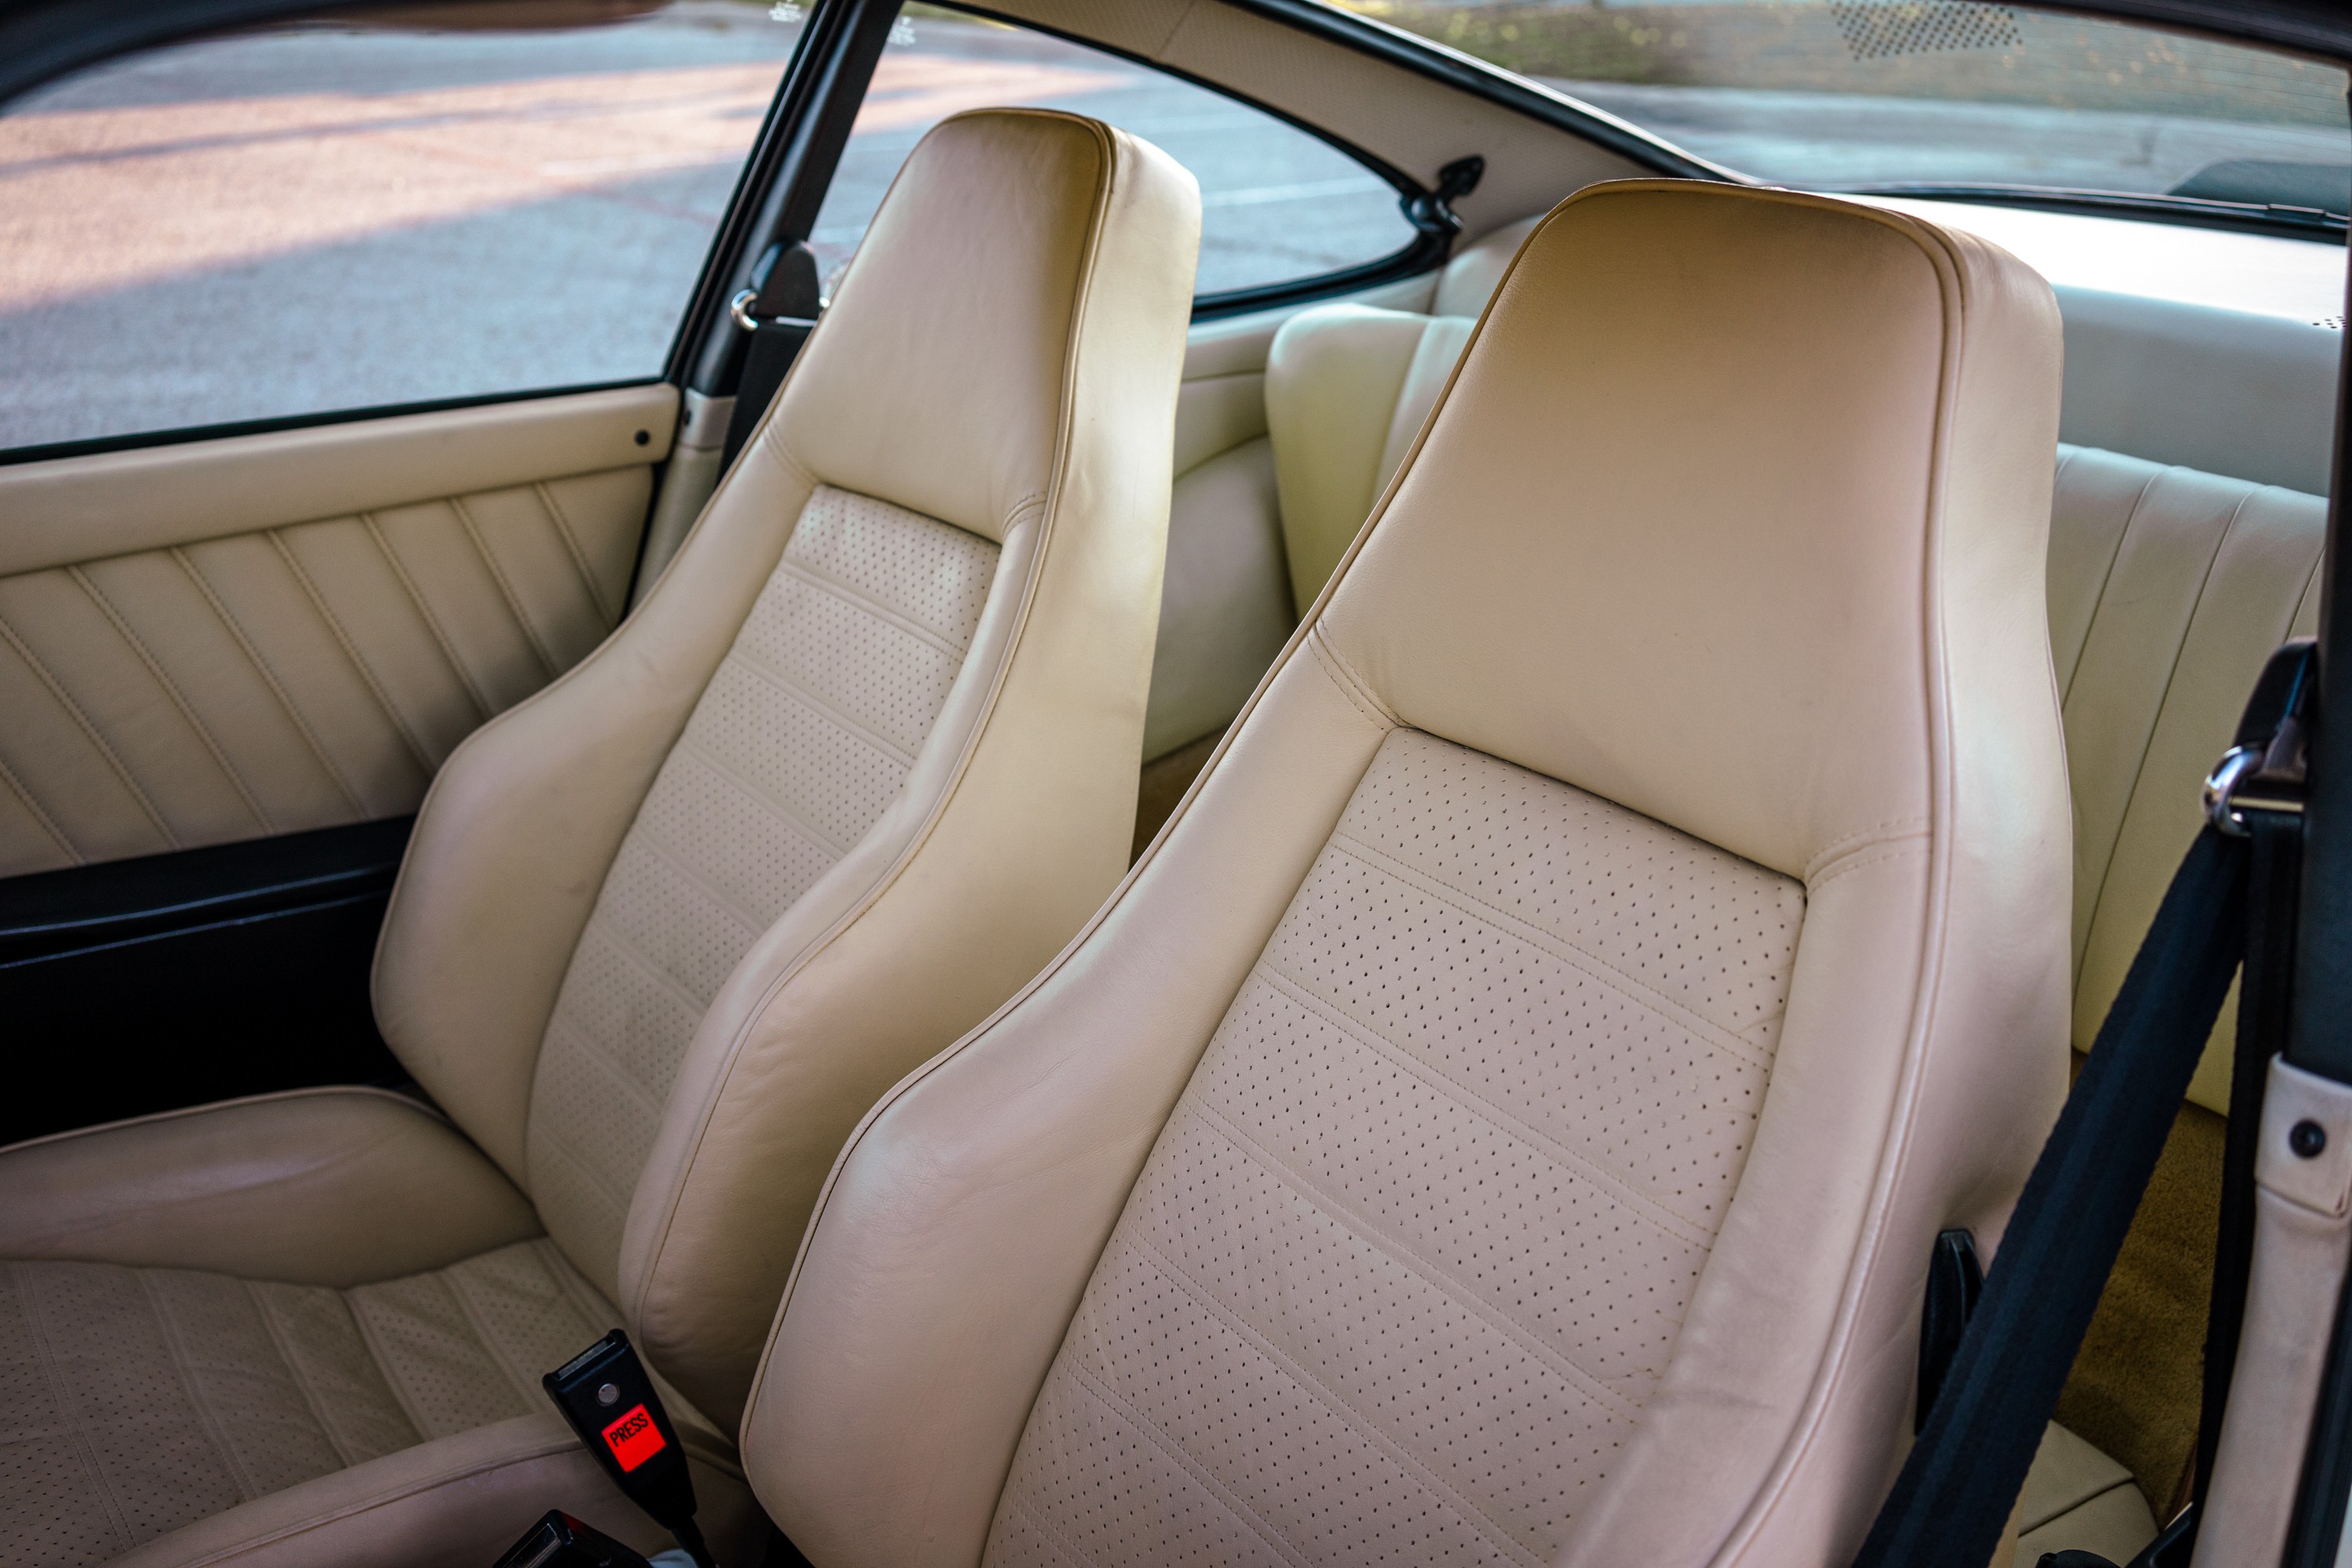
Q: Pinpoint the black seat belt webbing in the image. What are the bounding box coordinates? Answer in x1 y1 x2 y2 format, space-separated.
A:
2192 809 2301 1519
1849 826 2249 1568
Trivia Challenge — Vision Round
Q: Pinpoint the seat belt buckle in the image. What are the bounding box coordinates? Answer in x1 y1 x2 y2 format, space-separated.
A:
491 1510 656 1568
543 1330 699 1539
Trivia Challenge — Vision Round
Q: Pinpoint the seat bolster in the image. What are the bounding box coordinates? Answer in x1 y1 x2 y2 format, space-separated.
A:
0 1087 537 1287
107 1412 764 1568
372 429 821 1185
740 643 1392 1568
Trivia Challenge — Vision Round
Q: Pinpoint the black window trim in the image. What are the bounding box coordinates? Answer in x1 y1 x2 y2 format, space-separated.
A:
1230 0 2352 248
0 375 670 470
898 0 1471 318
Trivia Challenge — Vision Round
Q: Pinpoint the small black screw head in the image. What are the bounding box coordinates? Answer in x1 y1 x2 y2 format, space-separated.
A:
2292 1120 2329 1159
597 1381 621 1406
633 429 651 446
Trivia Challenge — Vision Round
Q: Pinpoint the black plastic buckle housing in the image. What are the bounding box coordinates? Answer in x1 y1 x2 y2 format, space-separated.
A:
491 1510 655 1568
543 1331 699 1539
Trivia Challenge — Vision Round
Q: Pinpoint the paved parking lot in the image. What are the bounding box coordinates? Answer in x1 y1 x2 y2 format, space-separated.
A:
0 2 2342 452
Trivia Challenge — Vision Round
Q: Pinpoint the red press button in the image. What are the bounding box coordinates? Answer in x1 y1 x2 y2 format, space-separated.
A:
601 1403 666 1473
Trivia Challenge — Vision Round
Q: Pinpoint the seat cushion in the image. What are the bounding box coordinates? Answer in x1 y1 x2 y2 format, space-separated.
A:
2 1238 668 1566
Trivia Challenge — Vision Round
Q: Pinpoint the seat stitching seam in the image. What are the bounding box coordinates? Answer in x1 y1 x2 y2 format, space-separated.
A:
1127 1227 1547 1568
242 1281 362 1470
0 607 180 847
450 492 563 681
1801 817 1930 880
672 734 854 858
1188 1091 1656 1419
1250 961 1721 1248
1307 629 1399 730
266 528 439 777
1006 1486 1105 1568
71 564 277 835
1061 1359 1316 1568
140 1270 269 1503
775 557 970 657
2082 480 2252 967
339 1287 437 1440
169 547 368 817
2060 462 2165 710
543 985 695 1110
13 1263 136 1552
576 906 720 1019
534 479 616 625
626 823 771 938
1326 830 1780 1072
724 644 922 768
1808 841 1930 892
360 512 494 722
435 1269 539 1420
528 1116 640 1216
0 749 78 863
533 1240 622 1337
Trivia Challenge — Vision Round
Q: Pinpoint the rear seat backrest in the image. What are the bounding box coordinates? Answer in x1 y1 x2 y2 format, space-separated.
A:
2053 445 2322 1106
1265 306 1472 615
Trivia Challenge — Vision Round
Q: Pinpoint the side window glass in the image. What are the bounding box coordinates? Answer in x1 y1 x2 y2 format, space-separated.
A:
0 1 807 454
810 5 1419 300
1357 2 2350 217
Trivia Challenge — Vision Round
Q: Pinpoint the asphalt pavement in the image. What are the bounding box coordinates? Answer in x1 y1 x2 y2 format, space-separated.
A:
0 3 2342 452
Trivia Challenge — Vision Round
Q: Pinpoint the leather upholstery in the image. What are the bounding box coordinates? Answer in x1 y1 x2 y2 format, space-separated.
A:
0 387 673 877
0 108 1199 1567
2050 445 2323 1110
1267 292 2328 1123
742 182 2069 1568
1265 305 1472 617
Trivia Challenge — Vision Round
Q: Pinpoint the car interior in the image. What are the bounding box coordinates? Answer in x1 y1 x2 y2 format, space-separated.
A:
0 1 2347 1566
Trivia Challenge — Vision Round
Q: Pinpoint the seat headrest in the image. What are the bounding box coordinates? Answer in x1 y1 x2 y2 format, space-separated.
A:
1317 180 2063 879
769 108 1199 543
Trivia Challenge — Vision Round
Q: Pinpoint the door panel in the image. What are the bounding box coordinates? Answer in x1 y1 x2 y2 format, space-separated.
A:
0 383 674 875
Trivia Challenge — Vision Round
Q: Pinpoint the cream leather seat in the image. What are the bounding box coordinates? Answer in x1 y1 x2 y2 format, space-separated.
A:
0 109 1199 1568
1266 276 2332 1561
740 182 2071 1566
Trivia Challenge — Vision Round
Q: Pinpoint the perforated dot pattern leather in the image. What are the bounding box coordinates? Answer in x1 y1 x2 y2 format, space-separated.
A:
988 731 1803 1566
0 1238 612 1567
528 487 999 1294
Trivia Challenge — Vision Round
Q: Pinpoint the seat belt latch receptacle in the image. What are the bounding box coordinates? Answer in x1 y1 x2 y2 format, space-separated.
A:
544 1330 699 1537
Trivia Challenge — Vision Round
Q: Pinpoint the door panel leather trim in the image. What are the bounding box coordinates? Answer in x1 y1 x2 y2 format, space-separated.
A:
0 384 677 579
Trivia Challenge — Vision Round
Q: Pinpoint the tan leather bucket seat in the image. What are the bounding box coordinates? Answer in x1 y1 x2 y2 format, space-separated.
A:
740 180 2071 1568
0 109 1199 1568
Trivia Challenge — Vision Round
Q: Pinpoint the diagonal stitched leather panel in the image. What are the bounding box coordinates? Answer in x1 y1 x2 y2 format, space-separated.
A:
0 467 648 877
0 1238 616 1568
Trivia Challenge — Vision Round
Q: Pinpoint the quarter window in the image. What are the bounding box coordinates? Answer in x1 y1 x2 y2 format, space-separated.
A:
808 4 1420 301
1345 2 2351 216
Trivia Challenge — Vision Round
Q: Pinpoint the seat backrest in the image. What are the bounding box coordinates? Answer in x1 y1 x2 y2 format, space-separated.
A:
369 109 1200 1424
2053 445 2323 1103
1270 250 2332 1120
742 182 2069 1568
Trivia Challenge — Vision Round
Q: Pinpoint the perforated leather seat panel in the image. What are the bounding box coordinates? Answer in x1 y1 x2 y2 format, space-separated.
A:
990 731 1803 1566
1 1240 617 1566
530 486 999 1288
